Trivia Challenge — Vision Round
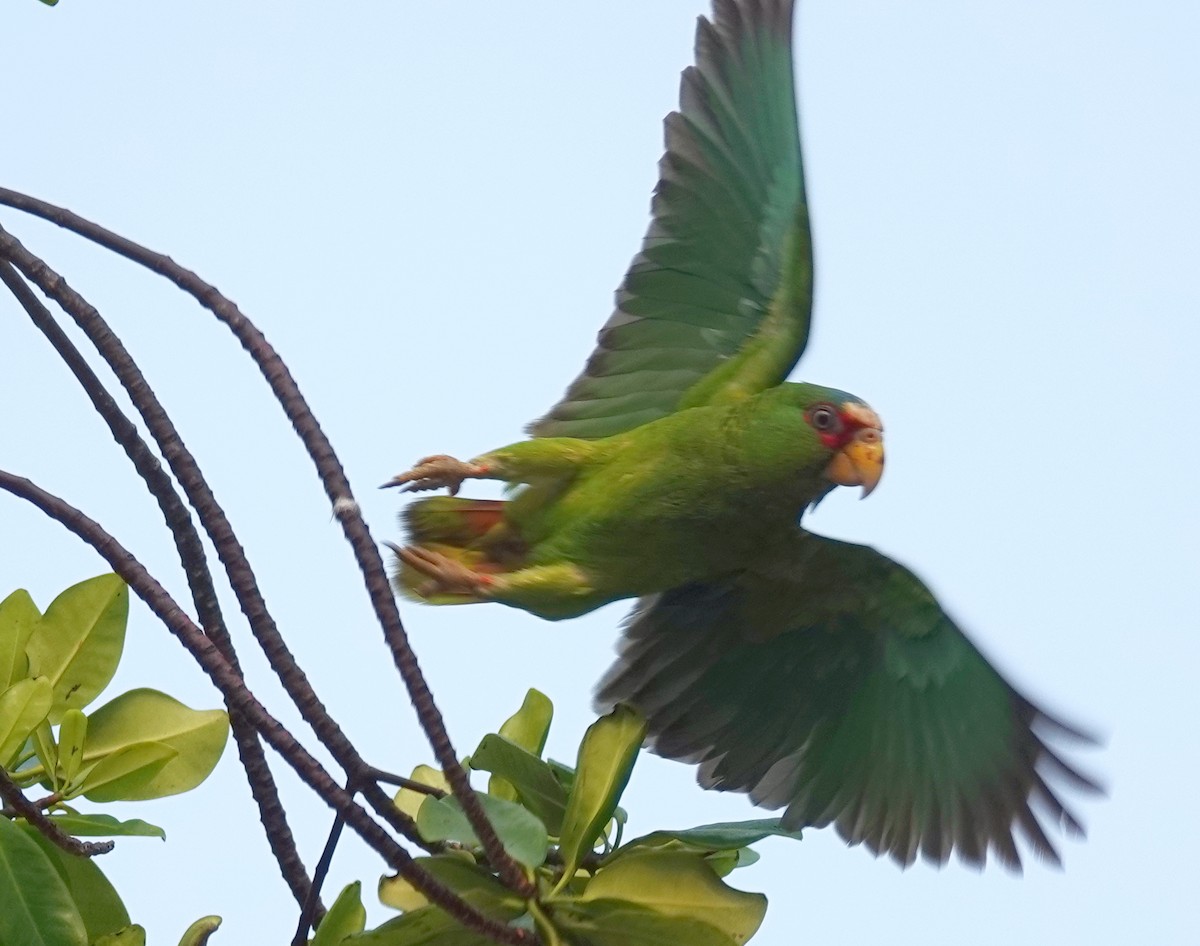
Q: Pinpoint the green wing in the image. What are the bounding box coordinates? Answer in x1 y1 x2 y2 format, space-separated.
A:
530 0 812 439
596 534 1100 870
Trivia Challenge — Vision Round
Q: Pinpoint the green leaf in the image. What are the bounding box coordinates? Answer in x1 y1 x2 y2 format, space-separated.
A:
0 588 40 689
41 813 165 840
552 900 740 946
78 742 178 802
81 688 228 800
378 855 524 917
58 708 87 786
470 735 568 834
312 882 367 946
94 926 147 946
702 847 760 878
546 759 575 792
553 706 646 892
177 916 221 946
0 675 53 766
393 764 449 821
345 906 508 946
415 793 548 869
21 824 131 942
24 575 128 724
614 818 802 863
0 815 88 946
488 689 553 803
496 689 553 755
570 851 766 944
30 718 60 789
39 1 62 8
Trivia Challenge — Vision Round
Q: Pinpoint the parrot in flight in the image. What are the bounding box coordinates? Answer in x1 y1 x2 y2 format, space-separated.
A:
385 0 1097 870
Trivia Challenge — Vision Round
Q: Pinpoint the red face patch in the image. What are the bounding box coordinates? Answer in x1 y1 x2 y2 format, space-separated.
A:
806 401 883 448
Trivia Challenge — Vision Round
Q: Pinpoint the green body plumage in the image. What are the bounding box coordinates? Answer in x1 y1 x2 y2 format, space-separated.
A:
388 0 1097 870
402 383 860 619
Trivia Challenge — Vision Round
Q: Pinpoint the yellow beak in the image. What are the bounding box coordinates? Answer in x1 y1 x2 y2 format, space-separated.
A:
824 428 884 498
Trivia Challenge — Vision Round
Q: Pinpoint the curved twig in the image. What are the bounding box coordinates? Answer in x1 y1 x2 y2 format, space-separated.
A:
0 768 114 857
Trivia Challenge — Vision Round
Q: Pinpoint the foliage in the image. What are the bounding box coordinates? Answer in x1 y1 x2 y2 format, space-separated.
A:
0 575 229 946
316 689 801 946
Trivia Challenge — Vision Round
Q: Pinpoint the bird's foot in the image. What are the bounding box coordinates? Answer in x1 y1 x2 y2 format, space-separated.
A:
380 455 488 495
390 543 497 598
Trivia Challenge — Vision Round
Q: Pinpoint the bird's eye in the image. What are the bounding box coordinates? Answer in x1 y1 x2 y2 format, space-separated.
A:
809 405 840 432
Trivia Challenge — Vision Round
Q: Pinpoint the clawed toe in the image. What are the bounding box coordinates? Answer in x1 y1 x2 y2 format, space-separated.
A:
380 454 485 495
387 542 495 597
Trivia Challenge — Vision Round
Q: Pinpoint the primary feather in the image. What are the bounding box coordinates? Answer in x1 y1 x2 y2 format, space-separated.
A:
530 0 811 438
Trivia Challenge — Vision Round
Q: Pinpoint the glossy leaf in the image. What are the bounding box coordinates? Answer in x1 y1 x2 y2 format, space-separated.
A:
379 854 523 917
177 916 222 946
704 847 760 878
31 718 60 789
497 688 553 754
93 927 147 946
312 882 366 946
488 688 553 803
416 793 548 869
570 850 766 944
393 764 449 821
551 900 737 946
346 906 502 946
470 735 567 834
0 815 88 946
24 574 127 723
78 742 178 802
0 588 39 688
82 688 228 799
58 708 87 786
554 706 646 891
22 825 131 942
41 813 165 839
0 675 53 766
614 818 802 862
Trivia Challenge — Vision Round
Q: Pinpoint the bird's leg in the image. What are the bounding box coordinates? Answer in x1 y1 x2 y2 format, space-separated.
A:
382 436 599 494
381 455 488 495
393 542 600 618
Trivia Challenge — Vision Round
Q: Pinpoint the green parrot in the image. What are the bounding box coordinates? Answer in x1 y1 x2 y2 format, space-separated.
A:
385 0 1097 869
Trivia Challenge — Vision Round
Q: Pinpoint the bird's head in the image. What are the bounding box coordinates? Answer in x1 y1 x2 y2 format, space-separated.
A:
791 385 885 498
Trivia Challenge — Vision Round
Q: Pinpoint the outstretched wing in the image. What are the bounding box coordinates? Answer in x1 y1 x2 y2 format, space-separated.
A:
596 534 1101 870
530 0 812 439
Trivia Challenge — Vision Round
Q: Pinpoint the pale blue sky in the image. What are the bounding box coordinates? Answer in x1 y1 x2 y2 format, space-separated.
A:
2 2 1197 944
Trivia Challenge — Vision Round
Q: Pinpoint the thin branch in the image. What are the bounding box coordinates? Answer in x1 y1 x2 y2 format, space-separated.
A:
0 469 535 946
0 258 319 919
368 768 448 798
0 769 114 857
294 806 347 946
0 189 534 898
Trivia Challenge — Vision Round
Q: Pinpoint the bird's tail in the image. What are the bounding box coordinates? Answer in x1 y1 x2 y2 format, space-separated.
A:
405 496 508 546
394 497 521 605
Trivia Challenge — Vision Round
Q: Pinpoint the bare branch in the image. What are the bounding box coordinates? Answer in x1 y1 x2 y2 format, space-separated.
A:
0 224 427 852
0 189 534 898
0 257 319 919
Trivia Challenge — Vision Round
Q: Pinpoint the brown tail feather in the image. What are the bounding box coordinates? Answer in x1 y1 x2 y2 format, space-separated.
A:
404 496 507 546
